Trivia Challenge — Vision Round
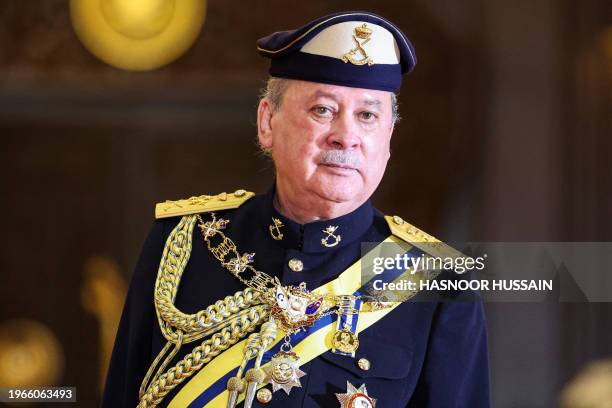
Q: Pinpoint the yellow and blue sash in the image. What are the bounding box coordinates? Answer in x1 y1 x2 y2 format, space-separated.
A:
169 235 422 408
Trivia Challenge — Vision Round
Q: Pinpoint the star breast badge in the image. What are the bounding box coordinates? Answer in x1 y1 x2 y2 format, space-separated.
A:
263 350 306 394
336 381 377 408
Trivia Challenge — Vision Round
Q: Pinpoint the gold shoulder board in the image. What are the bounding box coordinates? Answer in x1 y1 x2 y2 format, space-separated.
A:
384 215 464 259
155 189 255 219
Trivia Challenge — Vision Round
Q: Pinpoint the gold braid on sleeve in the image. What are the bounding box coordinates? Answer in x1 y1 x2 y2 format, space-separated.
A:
138 215 268 407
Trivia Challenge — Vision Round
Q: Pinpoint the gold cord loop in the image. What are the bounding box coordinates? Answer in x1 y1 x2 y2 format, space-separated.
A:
138 305 269 408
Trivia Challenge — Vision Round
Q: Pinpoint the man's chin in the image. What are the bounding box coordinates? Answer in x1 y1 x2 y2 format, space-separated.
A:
313 182 363 204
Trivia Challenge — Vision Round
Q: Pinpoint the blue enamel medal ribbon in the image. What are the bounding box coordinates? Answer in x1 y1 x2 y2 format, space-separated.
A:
331 294 362 357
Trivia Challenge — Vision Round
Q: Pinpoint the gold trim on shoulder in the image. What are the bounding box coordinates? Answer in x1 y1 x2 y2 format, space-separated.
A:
384 215 464 259
155 189 255 219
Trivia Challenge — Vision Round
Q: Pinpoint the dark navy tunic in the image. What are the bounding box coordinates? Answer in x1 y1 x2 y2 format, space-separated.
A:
102 189 490 407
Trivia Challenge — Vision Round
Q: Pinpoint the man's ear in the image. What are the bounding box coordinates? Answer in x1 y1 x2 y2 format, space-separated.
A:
257 99 274 150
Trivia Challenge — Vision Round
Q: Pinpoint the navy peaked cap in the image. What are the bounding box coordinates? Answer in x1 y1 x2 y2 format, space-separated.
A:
257 11 417 92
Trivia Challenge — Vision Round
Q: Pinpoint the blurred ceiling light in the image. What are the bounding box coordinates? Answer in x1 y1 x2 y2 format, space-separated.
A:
70 0 207 71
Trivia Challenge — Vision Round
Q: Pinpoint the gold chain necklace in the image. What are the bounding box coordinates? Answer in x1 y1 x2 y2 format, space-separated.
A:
197 213 368 335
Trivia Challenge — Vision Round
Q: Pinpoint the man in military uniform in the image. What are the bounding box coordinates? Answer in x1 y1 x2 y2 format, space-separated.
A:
103 11 490 408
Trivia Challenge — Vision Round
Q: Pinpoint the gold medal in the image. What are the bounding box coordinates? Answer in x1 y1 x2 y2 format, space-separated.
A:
263 350 306 395
336 381 377 408
332 329 360 355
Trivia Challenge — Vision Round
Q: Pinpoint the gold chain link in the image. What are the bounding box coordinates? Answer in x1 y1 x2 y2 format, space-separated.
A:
197 214 279 292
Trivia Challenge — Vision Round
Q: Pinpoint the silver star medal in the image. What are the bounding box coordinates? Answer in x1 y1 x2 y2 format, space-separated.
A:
336 381 377 408
263 350 306 395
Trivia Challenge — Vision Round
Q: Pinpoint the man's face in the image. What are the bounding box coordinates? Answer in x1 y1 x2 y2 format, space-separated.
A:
258 80 394 210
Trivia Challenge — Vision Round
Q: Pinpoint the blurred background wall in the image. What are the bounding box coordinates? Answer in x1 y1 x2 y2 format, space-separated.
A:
0 0 610 406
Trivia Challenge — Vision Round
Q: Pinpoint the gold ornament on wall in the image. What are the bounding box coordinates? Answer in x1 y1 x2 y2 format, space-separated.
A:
70 0 207 71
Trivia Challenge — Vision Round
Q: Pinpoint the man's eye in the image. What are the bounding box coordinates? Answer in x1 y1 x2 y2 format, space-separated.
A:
312 106 333 117
360 111 377 122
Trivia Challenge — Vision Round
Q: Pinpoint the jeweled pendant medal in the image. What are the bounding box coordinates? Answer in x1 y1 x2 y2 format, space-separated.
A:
269 282 326 333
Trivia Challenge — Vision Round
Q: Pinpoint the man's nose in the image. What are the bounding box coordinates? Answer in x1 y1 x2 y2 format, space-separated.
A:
327 114 361 150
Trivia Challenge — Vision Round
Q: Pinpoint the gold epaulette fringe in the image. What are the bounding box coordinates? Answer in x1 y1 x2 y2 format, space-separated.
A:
384 215 464 259
155 189 255 219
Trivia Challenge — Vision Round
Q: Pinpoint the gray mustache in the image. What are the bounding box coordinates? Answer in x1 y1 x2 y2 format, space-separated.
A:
319 150 361 169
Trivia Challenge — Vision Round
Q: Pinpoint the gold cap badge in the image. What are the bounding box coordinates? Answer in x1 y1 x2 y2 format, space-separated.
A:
342 23 374 66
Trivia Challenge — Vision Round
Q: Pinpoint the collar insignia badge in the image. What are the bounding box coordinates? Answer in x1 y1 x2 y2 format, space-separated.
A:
336 381 377 408
269 217 284 241
321 225 342 248
342 23 374 66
